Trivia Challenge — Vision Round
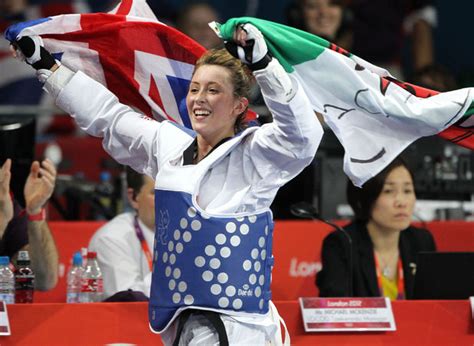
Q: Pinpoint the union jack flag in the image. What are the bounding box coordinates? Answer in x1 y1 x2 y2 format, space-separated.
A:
5 0 205 128
0 1 91 106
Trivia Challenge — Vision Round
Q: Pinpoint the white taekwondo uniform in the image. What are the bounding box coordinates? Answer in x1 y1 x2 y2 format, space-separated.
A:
43 59 323 345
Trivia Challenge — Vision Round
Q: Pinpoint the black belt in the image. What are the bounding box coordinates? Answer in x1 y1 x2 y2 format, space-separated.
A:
172 309 229 346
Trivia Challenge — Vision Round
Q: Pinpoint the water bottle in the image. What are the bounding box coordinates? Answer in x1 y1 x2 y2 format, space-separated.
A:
14 251 35 304
80 251 104 303
66 251 84 303
0 257 15 304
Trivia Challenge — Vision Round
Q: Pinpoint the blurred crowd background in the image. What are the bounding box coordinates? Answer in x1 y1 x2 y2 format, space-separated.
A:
1 0 473 222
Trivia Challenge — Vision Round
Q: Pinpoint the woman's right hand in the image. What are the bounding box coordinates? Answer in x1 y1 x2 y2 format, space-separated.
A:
10 35 57 71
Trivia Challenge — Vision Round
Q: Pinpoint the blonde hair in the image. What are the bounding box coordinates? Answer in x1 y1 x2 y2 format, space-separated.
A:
193 48 252 132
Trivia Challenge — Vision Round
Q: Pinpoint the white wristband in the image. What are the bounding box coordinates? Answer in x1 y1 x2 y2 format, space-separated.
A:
253 59 296 103
42 64 75 99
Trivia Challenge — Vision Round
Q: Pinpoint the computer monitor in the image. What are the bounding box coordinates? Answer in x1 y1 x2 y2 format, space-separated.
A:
0 116 36 207
412 252 474 300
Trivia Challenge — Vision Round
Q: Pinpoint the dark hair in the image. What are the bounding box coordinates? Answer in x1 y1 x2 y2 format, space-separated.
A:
193 48 251 132
126 166 145 199
287 0 352 42
346 156 414 222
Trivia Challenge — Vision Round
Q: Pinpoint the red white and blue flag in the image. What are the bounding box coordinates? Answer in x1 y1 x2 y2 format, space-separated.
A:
5 0 205 128
0 1 90 106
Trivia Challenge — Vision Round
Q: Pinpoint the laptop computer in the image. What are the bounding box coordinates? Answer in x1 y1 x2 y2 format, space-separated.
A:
412 252 474 300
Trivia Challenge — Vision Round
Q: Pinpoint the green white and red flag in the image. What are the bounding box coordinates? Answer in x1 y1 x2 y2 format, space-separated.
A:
219 18 473 186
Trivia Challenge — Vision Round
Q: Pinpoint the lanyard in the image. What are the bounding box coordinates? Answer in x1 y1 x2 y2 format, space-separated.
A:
133 216 153 271
374 251 405 300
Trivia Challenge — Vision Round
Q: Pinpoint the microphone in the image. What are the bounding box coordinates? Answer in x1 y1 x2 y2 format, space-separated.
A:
290 202 353 297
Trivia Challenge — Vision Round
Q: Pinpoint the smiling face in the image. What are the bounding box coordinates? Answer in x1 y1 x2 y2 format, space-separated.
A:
186 64 247 145
301 0 343 40
368 165 416 233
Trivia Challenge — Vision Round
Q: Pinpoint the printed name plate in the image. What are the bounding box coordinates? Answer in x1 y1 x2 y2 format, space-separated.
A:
0 301 11 335
299 297 396 332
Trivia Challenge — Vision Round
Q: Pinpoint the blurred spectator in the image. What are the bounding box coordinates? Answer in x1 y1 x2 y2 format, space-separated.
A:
316 156 436 299
161 0 291 24
88 167 155 299
175 2 222 49
287 0 352 49
346 0 437 79
1 0 43 106
0 158 59 290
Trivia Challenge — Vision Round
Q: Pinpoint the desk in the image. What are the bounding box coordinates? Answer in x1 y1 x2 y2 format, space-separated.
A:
4 302 161 346
39 220 474 303
1 301 472 345
278 300 474 345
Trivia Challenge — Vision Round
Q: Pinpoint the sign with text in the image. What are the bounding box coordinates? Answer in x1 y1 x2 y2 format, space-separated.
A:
299 297 396 332
0 301 11 335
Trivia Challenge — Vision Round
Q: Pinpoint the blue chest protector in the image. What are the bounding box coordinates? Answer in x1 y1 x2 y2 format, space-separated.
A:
149 189 274 333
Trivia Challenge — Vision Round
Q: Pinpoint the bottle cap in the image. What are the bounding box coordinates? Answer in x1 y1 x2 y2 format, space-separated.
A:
18 251 30 261
0 256 9 265
99 171 111 182
87 251 97 259
72 251 83 266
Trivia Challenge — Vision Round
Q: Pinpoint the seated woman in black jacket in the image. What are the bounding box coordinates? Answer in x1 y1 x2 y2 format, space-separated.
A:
316 156 436 300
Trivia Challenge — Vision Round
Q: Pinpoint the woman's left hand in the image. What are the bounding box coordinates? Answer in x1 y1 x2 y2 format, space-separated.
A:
226 23 271 70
